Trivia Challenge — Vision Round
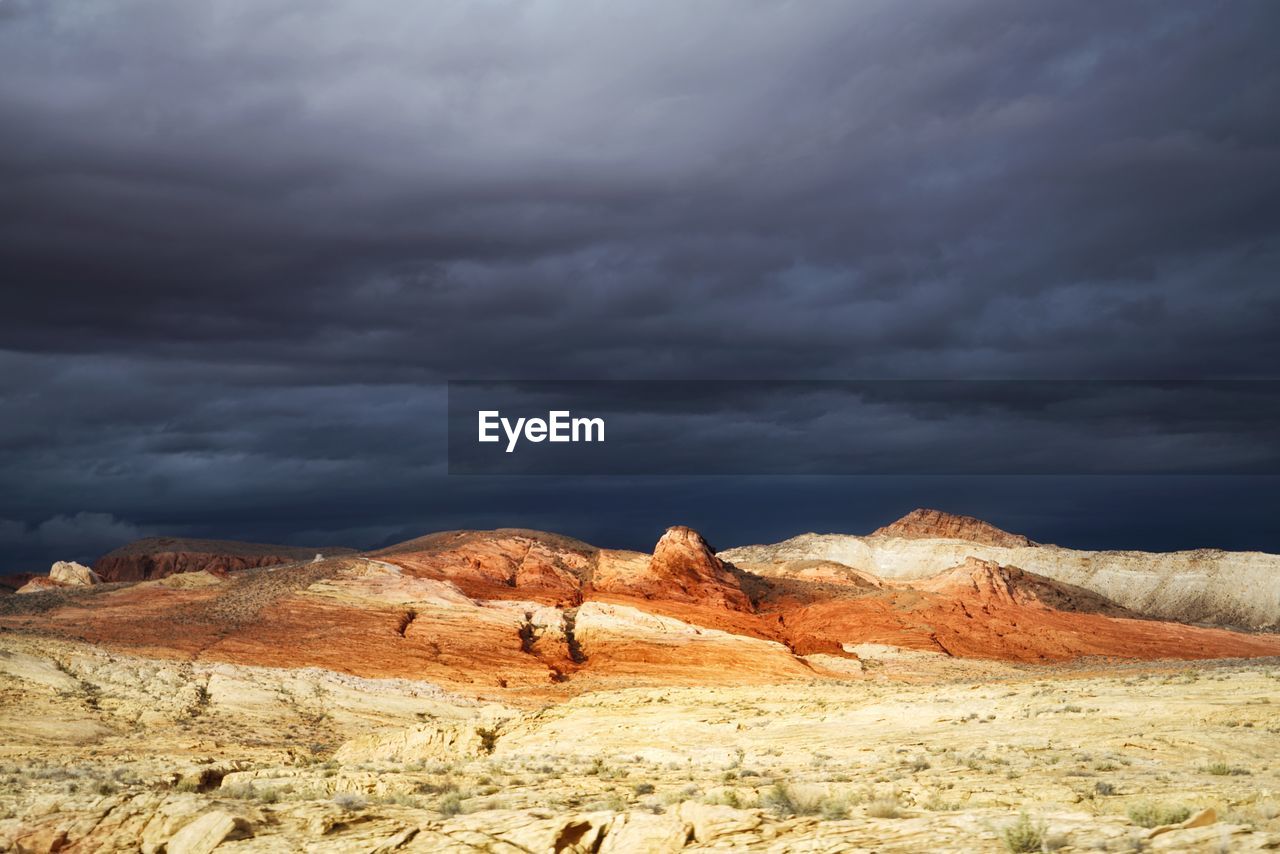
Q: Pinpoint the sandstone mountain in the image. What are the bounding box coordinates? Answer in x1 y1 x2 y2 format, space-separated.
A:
5 521 1280 701
871 507 1035 548
94 537 356 582
722 509 1280 628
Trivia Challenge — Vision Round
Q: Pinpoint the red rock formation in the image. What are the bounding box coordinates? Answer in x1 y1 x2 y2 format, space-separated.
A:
871 508 1034 547
593 526 752 612
5 526 1280 699
0 574 35 594
14 577 63 594
94 538 353 582
916 557 1037 607
370 529 592 605
914 557 1124 615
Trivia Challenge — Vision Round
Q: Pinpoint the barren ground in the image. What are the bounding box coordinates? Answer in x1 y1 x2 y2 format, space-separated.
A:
2 634 1279 852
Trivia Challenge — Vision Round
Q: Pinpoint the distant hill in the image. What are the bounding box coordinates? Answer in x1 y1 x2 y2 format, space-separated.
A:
94 537 356 582
1 520 1277 695
721 509 1280 628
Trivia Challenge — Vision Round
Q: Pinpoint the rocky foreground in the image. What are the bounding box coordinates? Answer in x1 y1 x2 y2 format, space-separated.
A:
2 636 1279 852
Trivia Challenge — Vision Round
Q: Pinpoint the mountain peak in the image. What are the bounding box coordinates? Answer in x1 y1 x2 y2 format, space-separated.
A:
871 508 1033 548
644 526 751 611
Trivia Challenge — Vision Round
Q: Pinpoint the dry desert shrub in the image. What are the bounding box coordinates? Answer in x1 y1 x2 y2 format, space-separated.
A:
437 791 465 816
865 795 902 819
760 782 853 820
1127 801 1191 828
1202 761 1250 776
332 792 366 812
1000 812 1044 853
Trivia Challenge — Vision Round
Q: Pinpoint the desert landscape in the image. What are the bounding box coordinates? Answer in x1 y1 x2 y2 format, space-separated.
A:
2 510 1280 852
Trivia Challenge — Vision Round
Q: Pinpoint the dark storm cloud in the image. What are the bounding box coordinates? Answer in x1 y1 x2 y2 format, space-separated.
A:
1 1 1278 567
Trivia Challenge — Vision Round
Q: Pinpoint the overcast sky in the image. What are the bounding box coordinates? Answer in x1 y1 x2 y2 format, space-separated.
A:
2 1 1278 568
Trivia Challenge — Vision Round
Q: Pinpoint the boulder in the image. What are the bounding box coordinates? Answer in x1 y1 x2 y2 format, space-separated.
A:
50 560 102 586
165 810 253 854
333 719 499 764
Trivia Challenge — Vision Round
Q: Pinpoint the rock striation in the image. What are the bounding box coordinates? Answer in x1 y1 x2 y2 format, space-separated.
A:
723 510 1280 628
369 529 595 604
913 557 1123 614
5 518 1280 687
638 526 752 611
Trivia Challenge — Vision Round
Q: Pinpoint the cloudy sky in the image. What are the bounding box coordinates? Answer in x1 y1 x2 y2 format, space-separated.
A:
2 0 1278 568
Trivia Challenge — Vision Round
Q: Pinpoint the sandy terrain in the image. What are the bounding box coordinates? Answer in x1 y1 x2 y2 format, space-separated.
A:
2 635 1279 852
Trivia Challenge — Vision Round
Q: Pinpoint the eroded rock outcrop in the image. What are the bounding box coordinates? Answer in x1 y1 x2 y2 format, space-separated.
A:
333 719 501 764
914 557 1126 615
370 529 593 604
593 526 752 612
15 560 102 594
7 520 1280 687
50 560 102 586
871 508 1034 548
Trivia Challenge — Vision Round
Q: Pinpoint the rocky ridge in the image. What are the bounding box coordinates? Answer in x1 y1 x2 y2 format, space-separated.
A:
93 537 355 582
5 519 1280 693
722 509 1280 628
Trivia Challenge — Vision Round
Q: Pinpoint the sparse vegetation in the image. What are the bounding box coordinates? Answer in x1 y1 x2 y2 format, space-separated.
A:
1202 762 1250 776
865 795 902 819
438 792 465 815
5 638 1280 850
332 792 366 812
1128 801 1192 828
1001 812 1044 853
